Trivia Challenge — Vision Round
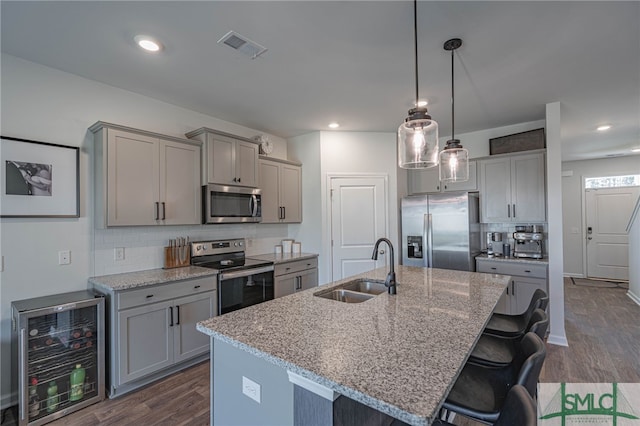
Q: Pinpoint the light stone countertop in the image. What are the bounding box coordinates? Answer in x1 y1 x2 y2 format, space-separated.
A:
197 265 510 426
247 252 318 264
475 253 549 265
89 266 218 292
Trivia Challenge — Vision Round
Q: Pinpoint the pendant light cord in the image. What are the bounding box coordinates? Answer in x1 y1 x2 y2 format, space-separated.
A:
414 0 419 106
451 47 455 140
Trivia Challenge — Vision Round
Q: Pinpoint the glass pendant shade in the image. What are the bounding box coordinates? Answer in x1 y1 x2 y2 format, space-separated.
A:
398 112 439 169
439 141 469 182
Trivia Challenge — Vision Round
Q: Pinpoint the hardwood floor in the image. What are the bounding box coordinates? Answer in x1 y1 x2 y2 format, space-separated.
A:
3 278 637 425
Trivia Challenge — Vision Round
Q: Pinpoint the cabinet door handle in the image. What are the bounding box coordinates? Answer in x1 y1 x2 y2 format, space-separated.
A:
161 202 166 220
155 202 160 220
506 285 509 295
169 307 174 327
176 305 180 325
232 177 237 182
283 206 286 219
512 281 515 295
507 204 511 218
238 177 241 183
512 204 516 217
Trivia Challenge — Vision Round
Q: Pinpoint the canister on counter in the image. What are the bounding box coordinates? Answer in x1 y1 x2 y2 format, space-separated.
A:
503 243 511 257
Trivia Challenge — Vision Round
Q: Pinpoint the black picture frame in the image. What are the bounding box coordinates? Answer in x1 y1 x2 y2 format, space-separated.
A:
1 136 80 218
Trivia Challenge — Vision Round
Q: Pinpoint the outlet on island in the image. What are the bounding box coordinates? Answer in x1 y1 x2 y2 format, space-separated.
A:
242 376 261 403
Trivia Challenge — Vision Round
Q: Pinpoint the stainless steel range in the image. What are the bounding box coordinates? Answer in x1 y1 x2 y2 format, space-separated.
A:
191 238 274 315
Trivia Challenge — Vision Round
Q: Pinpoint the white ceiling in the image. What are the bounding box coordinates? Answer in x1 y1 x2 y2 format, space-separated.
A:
1 1 638 161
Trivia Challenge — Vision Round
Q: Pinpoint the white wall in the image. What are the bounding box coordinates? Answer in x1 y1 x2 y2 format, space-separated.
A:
289 131 399 285
0 54 291 406
561 155 640 276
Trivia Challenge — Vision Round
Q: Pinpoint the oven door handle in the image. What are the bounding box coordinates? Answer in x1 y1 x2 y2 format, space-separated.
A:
220 265 274 280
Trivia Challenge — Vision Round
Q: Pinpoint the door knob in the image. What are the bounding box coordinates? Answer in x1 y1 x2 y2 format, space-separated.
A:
588 237 592 240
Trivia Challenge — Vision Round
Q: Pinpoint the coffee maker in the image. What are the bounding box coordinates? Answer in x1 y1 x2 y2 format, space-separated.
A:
486 232 503 257
513 226 544 259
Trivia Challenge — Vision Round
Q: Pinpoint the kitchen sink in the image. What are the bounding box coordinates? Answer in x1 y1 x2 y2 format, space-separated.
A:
315 289 375 303
314 279 388 303
340 279 387 295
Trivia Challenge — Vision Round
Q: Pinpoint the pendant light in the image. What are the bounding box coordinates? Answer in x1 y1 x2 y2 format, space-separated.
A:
398 0 439 169
439 38 469 182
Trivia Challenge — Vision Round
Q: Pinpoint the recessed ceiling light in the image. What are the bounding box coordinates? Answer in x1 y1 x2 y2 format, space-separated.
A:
596 125 611 131
134 35 162 52
328 123 340 129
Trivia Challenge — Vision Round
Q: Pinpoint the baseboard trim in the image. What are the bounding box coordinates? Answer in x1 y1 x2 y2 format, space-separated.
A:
563 273 584 278
627 290 640 307
1 390 17 411
547 334 569 347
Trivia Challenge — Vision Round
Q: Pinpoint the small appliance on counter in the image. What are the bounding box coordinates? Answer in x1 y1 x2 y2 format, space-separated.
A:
513 227 544 259
486 232 503 257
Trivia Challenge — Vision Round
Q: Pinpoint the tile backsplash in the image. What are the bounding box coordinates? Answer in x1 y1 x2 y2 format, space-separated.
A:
93 223 292 276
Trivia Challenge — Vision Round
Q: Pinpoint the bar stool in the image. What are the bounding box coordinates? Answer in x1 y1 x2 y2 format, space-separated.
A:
433 385 536 426
442 332 546 423
485 289 548 338
469 308 548 368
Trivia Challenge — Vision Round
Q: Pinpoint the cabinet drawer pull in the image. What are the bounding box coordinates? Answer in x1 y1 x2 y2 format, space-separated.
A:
524 270 531 273
169 307 174 327
194 285 201 289
146 294 154 299
490 267 497 270
285 267 291 271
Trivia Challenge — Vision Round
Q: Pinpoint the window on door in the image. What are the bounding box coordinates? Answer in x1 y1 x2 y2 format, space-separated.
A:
585 174 640 189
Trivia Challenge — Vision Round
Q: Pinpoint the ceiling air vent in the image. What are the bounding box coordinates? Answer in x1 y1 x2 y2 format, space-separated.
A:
217 31 268 59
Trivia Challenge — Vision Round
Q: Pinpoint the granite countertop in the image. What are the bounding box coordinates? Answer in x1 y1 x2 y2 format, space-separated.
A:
247 252 318 264
89 266 218 292
197 266 509 426
475 253 549 265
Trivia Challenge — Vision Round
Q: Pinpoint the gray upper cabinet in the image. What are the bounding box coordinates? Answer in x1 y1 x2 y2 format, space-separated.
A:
259 157 302 223
91 122 202 227
408 161 477 194
479 151 546 223
186 127 259 187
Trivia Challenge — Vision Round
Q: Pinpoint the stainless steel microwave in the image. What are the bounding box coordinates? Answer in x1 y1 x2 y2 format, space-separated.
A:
202 184 261 224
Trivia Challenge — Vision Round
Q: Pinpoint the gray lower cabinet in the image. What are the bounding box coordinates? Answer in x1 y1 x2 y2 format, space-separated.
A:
274 257 318 298
476 259 547 315
99 275 217 397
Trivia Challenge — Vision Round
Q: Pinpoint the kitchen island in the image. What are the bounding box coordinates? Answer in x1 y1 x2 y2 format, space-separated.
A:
197 266 510 426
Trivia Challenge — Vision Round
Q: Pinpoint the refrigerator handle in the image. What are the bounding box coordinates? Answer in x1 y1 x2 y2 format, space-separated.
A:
19 328 26 420
425 213 433 268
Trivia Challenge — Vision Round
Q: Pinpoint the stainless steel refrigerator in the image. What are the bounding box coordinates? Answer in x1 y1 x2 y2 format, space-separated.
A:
401 192 481 271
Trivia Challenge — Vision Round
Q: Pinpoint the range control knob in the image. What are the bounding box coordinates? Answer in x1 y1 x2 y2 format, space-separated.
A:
239 241 243 246
196 245 202 251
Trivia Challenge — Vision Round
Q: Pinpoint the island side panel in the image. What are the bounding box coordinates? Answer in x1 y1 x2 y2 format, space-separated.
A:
213 338 294 425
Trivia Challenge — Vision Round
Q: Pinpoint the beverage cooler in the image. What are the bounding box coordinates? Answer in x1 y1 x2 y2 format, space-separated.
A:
12 290 105 425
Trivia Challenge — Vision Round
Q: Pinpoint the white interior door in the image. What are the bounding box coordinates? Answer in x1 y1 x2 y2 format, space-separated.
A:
586 187 640 280
330 176 387 281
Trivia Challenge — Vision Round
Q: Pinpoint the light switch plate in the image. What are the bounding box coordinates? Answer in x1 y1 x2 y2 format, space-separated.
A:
114 247 125 261
242 376 261 403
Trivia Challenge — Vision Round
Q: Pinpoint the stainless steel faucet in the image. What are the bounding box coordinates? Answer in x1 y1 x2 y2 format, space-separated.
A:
371 238 397 294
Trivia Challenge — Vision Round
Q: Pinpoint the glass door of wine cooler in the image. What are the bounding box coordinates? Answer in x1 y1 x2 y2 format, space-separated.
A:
12 290 105 426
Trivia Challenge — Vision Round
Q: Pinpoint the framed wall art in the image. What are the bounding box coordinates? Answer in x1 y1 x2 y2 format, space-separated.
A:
1 136 80 218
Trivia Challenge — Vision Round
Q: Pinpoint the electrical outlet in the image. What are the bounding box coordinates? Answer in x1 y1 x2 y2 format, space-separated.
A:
242 376 261 403
58 250 71 265
114 247 125 261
